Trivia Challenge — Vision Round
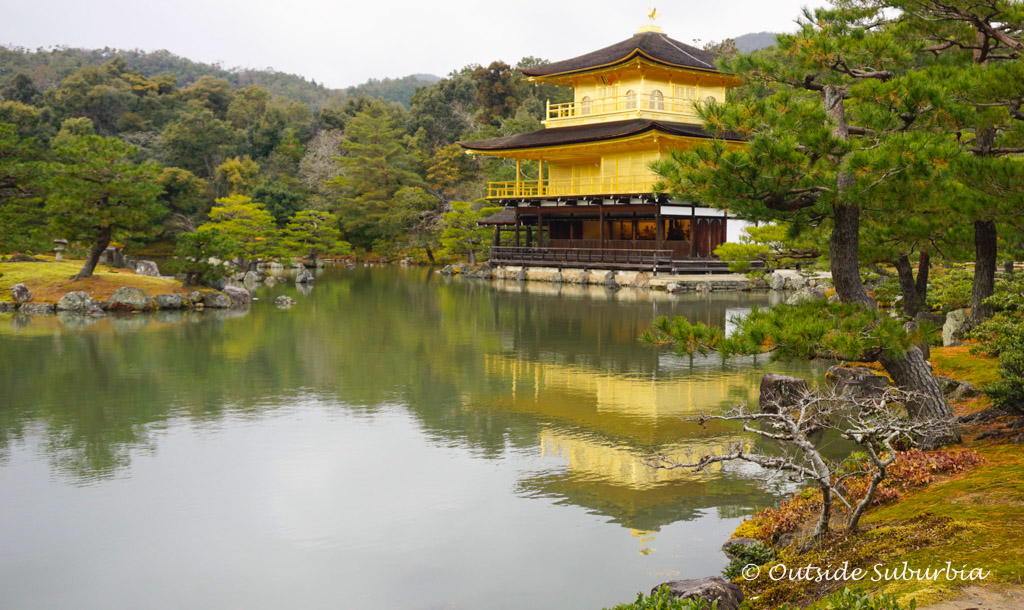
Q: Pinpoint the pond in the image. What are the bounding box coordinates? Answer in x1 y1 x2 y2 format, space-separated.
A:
0 267 834 609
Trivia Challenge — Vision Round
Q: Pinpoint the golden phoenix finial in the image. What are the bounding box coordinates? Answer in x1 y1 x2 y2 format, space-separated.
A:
647 6 660 23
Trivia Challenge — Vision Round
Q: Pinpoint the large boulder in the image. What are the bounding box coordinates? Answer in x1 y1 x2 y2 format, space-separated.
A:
767 272 786 291
515 267 527 282
202 292 232 309
132 260 161 277
439 264 455 276
274 295 297 309
243 270 262 285
11 283 32 304
785 274 809 290
827 365 893 399
666 282 685 294
942 308 972 346
98 246 126 268
56 291 96 313
632 272 650 289
652 578 744 610
222 285 251 308
107 286 153 311
154 294 185 310
295 268 314 284
759 373 809 413
19 302 55 316
603 271 621 290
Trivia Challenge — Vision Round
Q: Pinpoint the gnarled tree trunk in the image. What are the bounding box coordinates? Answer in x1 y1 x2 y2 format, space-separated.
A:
895 252 930 317
73 226 112 280
822 85 957 446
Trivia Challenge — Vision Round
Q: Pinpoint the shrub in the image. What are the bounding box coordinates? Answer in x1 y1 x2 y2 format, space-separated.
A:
734 450 984 543
722 540 776 579
970 277 1024 413
928 267 973 313
824 586 916 610
606 586 718 610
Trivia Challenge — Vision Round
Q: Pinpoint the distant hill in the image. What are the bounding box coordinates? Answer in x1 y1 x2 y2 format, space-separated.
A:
346 73 441 107
0 45 442 108
732 32 778 53
0 45 339 107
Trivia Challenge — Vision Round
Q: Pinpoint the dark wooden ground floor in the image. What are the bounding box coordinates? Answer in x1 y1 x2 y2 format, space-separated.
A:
484 204 730 272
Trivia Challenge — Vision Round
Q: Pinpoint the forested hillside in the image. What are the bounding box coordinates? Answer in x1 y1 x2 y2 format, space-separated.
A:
0 46 572 263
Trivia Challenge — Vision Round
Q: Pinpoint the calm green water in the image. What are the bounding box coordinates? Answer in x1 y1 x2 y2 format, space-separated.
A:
0 267 830 609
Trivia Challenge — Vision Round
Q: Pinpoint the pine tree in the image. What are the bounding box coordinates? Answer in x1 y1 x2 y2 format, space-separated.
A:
45 128 166 279
329 105 425 250
650 3 959 443
280 210 351 263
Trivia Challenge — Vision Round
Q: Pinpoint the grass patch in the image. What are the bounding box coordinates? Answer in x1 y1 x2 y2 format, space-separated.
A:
930 346 1000 388
0 256 185 302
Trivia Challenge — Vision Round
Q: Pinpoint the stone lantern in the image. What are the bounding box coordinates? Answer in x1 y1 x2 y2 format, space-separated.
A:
53 238 68 262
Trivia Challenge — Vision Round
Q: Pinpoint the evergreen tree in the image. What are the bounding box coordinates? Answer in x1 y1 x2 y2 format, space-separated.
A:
439 202 501 264
329 105 425 250
198 195 279 264
650 3 958 442
281 210 351 263
45 127 167 278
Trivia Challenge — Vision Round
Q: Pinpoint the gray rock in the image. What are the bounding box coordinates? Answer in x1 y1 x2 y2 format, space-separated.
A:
515 267 527 282
632 272 650 289
243 270 262 284
133 260 161 277
263 276 278 287
295 268 314 284
107 287 153 311
154 294 185 310
949 381 981 402
666 282 685 294
56 291 96 312
603 271 620 290
786 286 826 305
11 283 32 304
827 365 893 399
759 373 809 413
767 272 787 291
695 282 710 293
439 264 455 276
942 308 972 346
274 295 297 309
785 274 809 290
19 302 55 316
572 270 591 285
186 291 203 305
652 577 744 610
222 285 251 308
0 302 16 313
202 292 232 309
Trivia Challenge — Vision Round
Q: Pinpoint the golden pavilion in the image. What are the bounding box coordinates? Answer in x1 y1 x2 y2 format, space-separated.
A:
460 22 746 273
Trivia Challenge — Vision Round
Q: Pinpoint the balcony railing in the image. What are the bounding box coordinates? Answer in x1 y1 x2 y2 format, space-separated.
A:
491 246 673 270
487 174 659 199
546 93 702 122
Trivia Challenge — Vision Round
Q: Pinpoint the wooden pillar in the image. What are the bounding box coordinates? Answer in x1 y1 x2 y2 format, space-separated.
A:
515 158 521 197
690 207 697 258
655 206 663 271
493 226 500 247
537 207 544 247
599 205 605 251
632 218 637 250
515 219 521 248
538 158 545 196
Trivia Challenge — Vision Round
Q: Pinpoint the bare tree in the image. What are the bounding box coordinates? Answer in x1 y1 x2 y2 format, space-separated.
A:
647 386 954 540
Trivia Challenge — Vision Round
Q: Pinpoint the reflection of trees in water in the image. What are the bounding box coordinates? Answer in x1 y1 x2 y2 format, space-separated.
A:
0 267 822 526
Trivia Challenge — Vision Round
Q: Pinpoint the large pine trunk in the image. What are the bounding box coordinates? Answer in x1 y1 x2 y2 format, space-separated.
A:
970 219 997 324
895 252 929 317
73 226 112 280
822 85 957 446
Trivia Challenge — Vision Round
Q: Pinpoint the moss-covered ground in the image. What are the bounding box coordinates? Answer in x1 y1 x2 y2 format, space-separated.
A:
0 256 185 302
735 347 1022 609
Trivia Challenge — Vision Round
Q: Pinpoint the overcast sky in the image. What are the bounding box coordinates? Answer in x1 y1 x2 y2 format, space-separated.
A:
2 0 814 89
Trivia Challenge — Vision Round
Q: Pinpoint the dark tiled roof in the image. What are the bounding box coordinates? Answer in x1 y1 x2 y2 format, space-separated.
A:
459 119 738 152
521 32 719 77
477 207 517 225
